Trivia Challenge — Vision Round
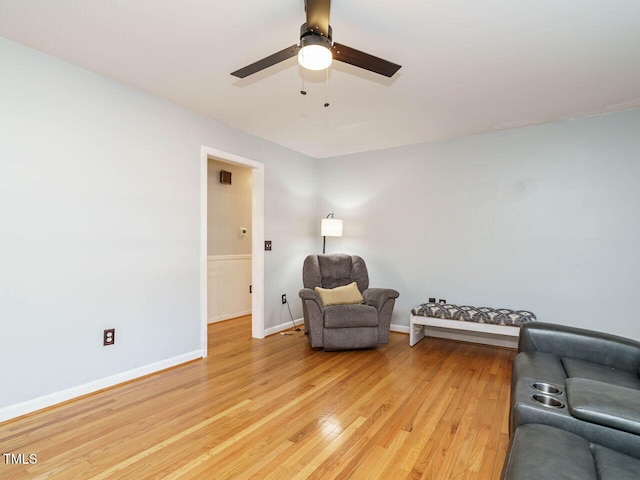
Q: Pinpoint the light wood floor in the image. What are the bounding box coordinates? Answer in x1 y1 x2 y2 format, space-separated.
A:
0 316 516 479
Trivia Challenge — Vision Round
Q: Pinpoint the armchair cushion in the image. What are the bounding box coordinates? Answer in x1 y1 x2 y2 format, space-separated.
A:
324 304 378 328
315 282 364 306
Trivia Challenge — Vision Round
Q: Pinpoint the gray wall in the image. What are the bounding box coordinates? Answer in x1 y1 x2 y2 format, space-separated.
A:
318 110 640 341
0 38 316 413
207 158 252 256
2 33 638 418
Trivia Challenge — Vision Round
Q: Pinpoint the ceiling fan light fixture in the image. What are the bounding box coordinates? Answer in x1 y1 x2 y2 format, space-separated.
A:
298 25 333 71
298 44 333 70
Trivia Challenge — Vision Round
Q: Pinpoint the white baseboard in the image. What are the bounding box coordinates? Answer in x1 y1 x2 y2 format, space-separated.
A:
0 350 203 423
265 317 305 336
208 309 252 324
390 323 409 334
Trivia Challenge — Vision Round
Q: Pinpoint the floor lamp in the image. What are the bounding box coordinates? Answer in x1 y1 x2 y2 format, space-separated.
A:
321 213 343 254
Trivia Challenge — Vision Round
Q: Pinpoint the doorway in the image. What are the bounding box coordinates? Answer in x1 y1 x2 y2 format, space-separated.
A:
207 158 252 324
200 146 264 357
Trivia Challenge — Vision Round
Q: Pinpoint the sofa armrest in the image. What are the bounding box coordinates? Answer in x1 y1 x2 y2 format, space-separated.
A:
362 288 399 312
518 322 640 372
566 378 640 436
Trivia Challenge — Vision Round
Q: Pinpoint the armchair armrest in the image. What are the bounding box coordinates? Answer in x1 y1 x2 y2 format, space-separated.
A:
299 288 324 348
362 288 400 311
299 288 324 308
518 322 640 371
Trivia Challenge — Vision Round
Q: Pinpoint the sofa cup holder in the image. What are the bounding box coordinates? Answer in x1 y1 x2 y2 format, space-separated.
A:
531 393 565 409
531 382 562 395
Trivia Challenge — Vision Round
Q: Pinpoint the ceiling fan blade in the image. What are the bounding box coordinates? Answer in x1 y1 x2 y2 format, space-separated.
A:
305 0 331 37
331 43 401 78
231 45 300 78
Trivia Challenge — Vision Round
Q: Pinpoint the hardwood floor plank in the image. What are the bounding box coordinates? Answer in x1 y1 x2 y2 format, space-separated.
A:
0 316 516 479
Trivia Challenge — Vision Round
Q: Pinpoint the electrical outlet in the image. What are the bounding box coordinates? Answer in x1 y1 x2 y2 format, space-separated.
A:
103 328 115 346
282 294 287 304
439 299 447 304
428 297 436 303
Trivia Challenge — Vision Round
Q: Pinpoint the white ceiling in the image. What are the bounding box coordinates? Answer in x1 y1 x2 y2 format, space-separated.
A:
1 0 639 158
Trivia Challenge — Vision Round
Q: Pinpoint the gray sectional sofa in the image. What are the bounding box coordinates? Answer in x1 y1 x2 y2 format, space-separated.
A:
502 322 640 479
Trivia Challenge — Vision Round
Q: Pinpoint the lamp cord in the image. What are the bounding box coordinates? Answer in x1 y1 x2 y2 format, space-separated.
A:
286 300 300 331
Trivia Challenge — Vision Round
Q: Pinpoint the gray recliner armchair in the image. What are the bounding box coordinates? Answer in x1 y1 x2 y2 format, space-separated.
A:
298 254 399 351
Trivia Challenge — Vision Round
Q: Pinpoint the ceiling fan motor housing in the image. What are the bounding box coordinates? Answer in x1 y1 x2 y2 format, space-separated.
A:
299 23 332 50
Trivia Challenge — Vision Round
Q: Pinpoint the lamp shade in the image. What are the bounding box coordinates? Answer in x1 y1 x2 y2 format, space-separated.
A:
321 218 343 237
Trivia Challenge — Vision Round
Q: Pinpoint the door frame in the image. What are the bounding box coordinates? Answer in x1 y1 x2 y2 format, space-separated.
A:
200 146 265 356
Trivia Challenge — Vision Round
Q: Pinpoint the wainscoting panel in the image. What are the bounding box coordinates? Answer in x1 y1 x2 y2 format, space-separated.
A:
207 255 252 323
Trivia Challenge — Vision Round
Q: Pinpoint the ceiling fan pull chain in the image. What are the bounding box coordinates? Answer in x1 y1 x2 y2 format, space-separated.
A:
324 68 330 107
300 69 307 95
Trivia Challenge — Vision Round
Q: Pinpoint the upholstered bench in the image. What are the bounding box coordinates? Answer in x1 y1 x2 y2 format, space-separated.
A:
409 302 536 348
501 424 640 480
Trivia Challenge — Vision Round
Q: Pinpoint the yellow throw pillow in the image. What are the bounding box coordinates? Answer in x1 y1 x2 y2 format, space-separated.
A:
315 282 364 306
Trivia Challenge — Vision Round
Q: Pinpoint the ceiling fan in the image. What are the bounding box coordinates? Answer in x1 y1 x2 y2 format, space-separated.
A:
230 0 401 79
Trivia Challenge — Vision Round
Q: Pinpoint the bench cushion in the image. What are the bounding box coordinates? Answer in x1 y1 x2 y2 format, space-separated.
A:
412 302 536 326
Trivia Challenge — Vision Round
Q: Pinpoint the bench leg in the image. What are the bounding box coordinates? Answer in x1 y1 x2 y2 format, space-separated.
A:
409 316 425 346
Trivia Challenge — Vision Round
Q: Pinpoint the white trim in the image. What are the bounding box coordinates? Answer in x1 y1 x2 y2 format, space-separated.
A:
207 254 252 261
200 146 265 353
250 162 265 340
209 309 252 324
0 351 202 423
409 314 520 349
200 153 208 357
390 323 410 334
421 328 519 349
264 318 305 336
